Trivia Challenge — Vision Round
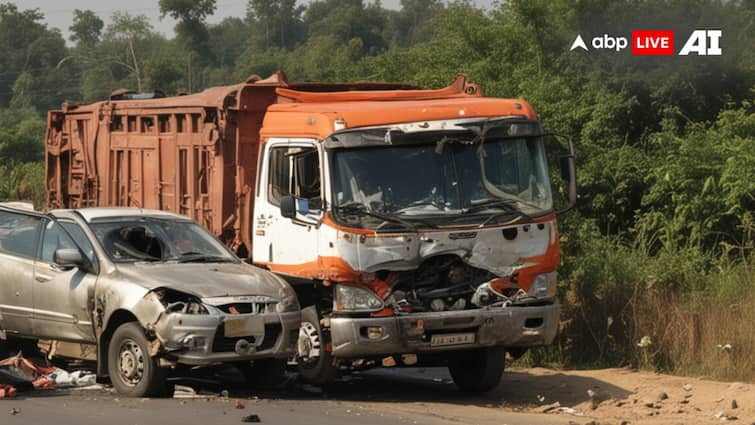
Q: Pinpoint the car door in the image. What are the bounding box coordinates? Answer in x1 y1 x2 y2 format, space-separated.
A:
31 218 97 343
253 139 321 272
0 208 44 337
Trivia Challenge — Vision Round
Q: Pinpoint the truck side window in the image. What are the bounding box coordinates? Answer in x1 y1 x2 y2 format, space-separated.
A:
0 211 42 259
268 146 321 208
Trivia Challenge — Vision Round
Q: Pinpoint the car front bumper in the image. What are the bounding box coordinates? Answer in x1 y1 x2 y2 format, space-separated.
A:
153 311 300 365
329 302 559 358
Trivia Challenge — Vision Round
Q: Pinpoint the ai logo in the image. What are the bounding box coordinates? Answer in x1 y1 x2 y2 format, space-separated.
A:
678 30 722 55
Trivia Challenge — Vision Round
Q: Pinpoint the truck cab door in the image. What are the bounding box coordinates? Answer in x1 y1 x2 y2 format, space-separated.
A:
31 219 97 343
0 208 44 338
253 139 322 276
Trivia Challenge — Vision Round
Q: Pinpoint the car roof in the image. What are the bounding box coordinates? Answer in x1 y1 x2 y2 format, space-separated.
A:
51 207 189 223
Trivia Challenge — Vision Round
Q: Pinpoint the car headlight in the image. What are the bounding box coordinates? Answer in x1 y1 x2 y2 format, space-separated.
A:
334 284 384 312
151 288 209 314
276 294 300 313
528 272 557 298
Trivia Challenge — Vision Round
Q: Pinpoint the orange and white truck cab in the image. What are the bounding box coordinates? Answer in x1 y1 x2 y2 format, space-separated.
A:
250 80 575 390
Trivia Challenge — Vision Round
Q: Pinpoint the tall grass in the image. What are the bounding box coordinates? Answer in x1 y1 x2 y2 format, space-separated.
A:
522 219 755 382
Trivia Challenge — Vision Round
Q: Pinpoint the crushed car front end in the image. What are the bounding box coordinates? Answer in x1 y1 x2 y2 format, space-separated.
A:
143 290 300 364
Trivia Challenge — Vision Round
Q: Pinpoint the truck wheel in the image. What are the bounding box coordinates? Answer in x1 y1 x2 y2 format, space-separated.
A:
107 322 170 397
448 346 505 393
296 307 337 386
237 358 287 387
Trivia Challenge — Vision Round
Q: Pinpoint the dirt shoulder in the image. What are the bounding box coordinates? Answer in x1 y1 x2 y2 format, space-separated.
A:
331 367 754 425
505 367 753 424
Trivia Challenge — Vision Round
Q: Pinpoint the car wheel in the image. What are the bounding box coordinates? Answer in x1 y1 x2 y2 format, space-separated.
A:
448 346 505 393
237 358 287 387
296 307 337 386
107 322 170 397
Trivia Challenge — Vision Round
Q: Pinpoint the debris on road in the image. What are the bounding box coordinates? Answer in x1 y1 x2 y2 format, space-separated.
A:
0 352 97 395
235 400 245 409
558 406 584 416
714 410 739 421
539 401 561 413
241 414 261 423
0 384 16 398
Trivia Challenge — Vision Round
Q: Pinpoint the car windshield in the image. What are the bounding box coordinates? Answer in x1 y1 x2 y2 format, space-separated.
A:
331 132 552 226
90 218 236 263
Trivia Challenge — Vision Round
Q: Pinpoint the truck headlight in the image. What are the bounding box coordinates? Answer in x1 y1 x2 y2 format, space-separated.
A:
334 284 384 312
528 272 557 298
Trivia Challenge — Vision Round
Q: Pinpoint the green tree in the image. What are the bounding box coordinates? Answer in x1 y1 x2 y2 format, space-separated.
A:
159 0 216 57
69 9 104 48
246 0 306 50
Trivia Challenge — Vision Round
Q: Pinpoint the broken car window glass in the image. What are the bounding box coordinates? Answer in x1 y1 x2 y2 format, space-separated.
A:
90 218 235 263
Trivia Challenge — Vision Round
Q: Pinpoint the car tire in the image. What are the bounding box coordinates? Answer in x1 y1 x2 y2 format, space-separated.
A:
448 346 505 393
237 358 287 387
296 307 337 386
107 322 171 397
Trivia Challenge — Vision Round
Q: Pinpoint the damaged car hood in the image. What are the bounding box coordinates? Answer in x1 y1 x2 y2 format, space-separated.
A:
113 262 287 299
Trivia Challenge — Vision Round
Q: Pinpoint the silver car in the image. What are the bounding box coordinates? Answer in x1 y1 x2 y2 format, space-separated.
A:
0 206 300 396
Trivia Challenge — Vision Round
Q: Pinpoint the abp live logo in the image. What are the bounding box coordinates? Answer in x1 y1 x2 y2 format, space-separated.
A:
571 30 722 55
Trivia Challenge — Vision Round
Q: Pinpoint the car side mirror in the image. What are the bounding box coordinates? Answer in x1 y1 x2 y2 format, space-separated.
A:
54 248 84 270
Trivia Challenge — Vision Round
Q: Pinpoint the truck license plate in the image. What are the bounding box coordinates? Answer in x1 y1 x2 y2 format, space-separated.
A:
224 317 264 337
430 332 475 347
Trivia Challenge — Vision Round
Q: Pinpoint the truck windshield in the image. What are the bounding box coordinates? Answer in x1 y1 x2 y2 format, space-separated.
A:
90 218 236 263
331 134 552 226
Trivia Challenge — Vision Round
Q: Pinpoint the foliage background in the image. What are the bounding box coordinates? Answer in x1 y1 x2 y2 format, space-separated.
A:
0 0 752 380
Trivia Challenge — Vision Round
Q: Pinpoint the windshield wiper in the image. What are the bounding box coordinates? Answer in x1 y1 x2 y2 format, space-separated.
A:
334 203 426 231
463 198 531 226
175 253 235 263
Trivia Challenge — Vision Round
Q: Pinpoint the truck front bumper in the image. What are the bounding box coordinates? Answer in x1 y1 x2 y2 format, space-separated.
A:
329 302 559 358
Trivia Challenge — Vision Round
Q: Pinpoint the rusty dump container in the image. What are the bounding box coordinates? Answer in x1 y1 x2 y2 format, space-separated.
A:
44 72 416 257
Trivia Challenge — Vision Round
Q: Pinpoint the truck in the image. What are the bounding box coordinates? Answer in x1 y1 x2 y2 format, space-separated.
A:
45 71 576 392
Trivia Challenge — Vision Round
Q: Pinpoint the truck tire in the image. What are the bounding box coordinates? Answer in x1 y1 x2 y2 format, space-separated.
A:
296 307 337 386
107 322 171 397
448 346 505 393
237 358 287 387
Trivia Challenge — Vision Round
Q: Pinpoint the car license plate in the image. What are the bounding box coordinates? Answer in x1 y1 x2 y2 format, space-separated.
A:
430 332 475 347
224 316 264 337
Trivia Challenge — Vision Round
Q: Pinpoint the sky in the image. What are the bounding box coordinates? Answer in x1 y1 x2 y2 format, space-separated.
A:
11 0 495 43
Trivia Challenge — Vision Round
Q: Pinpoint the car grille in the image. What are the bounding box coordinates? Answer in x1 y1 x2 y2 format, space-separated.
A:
211 323 282 353
217 302 277 314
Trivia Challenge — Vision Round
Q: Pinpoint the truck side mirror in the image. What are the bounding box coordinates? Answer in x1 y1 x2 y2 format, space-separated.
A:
280 195 297 219
54 248 84 270
557 154 577 213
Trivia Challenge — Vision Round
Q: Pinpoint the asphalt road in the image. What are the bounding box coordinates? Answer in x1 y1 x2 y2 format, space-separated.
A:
1 367 576 425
